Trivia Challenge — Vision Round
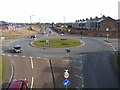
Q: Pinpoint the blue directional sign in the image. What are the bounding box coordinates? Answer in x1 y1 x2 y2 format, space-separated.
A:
63 79 70 87
45 40 49 43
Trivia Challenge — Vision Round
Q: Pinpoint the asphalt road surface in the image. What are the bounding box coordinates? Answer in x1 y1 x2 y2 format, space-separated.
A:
2 26 119 89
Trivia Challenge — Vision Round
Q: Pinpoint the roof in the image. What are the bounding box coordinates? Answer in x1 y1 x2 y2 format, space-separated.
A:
8 80 22 89
14 45 21 49
74 16 112 24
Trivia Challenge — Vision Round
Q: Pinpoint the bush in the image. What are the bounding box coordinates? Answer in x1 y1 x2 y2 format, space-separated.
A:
61 43 69 45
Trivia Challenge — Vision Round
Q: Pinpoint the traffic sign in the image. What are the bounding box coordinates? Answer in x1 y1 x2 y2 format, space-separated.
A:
45 40 49 43
63 79 70 87
64 70 69 79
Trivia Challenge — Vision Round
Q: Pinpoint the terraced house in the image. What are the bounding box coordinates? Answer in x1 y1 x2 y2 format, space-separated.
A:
72 16 118 31
72 15 118 37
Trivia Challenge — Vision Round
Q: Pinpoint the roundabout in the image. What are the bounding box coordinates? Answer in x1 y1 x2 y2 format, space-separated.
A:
32 38 81 48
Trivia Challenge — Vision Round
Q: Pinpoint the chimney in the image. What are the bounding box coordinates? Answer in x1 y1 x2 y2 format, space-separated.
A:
102 15 106 18
86 18 88 20
95 16 98 20
90 17 92 20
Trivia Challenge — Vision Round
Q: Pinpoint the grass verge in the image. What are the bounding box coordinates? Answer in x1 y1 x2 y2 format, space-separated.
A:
0 24 41 40
0 56 5 82
33 38 81 48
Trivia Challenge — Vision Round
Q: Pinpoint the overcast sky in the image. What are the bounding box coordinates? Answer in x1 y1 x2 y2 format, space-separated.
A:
0 0 119 23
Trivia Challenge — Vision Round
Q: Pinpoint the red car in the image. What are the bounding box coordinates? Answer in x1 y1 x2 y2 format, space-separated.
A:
8 79 28 90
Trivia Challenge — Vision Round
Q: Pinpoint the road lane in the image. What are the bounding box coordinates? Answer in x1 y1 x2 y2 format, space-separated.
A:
30 57 34 69
31 58 53 88
51 58 75 88
3 56 54 89
2 26 119 89
9 56 32 88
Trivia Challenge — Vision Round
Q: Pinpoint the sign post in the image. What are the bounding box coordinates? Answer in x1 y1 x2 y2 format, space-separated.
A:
63 69 70 89
44 40 49 47
65 48 70 58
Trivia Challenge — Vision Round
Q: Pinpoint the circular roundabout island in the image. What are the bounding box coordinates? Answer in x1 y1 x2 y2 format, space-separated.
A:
32 38 81 48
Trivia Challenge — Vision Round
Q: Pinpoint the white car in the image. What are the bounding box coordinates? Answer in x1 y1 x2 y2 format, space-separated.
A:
13 45 22 53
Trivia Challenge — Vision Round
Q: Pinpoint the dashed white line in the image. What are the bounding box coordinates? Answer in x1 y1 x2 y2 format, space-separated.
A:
74 75 82 79
36 57 41 59
43 58 49 60
22 56 26 57
109 43 116 52
14 55 18 57
30 57 34 69
82 84 84 88
31 77 34 89
1 54 5 56
104 40 116 52
7 54 12 57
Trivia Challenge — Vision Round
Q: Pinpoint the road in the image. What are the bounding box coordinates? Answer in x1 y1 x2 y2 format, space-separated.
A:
1 26 119 89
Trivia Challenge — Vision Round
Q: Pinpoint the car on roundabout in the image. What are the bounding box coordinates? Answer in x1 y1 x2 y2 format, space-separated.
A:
31 35 37 39
13 45 22 53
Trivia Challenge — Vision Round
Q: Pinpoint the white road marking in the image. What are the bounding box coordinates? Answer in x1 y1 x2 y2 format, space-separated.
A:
1 54 5 56
43 58 49 60
72 60 80 63
109 43 116 52
22 56 26 57
82 84 84 88
74 75 82 79
31 77 34 89
80 40 85 47
8 54 12 57
30 57 34 69
14 55 18 57
36 57 41 59
104 40 116 52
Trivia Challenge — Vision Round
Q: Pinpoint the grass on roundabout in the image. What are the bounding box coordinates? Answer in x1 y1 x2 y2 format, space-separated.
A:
33 38 81 48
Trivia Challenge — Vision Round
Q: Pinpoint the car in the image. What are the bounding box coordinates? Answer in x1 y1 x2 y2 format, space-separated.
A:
31 35 37 39
8 79 28 90
13 45 22 53
40 31 45 34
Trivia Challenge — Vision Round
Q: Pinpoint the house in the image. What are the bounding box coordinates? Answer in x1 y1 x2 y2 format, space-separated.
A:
0 21 9 30
72 16 118 32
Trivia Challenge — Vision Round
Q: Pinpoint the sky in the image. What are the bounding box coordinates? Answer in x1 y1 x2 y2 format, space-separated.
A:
0 0 119 23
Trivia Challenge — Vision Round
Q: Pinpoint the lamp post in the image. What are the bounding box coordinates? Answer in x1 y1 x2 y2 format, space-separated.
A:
106 28 109 40
30 15 34 23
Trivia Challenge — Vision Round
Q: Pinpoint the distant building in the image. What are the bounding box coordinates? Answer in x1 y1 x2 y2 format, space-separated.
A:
72 16 118 32
0 21 28 30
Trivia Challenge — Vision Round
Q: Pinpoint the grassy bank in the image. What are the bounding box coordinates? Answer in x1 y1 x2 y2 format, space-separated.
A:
0 24 41 39
33 38 81 48
0 56 5 82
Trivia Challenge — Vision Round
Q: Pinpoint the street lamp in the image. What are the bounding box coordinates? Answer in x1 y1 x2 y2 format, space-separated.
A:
30 15 34 23
106 28 109 40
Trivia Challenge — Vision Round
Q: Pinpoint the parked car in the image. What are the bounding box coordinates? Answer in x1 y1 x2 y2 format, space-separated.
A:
8 79 28 90
13 45 22 53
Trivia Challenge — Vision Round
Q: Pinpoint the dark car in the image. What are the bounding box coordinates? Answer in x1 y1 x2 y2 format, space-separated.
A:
13 45 22 53
31 35 37 39
8 79 28 90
